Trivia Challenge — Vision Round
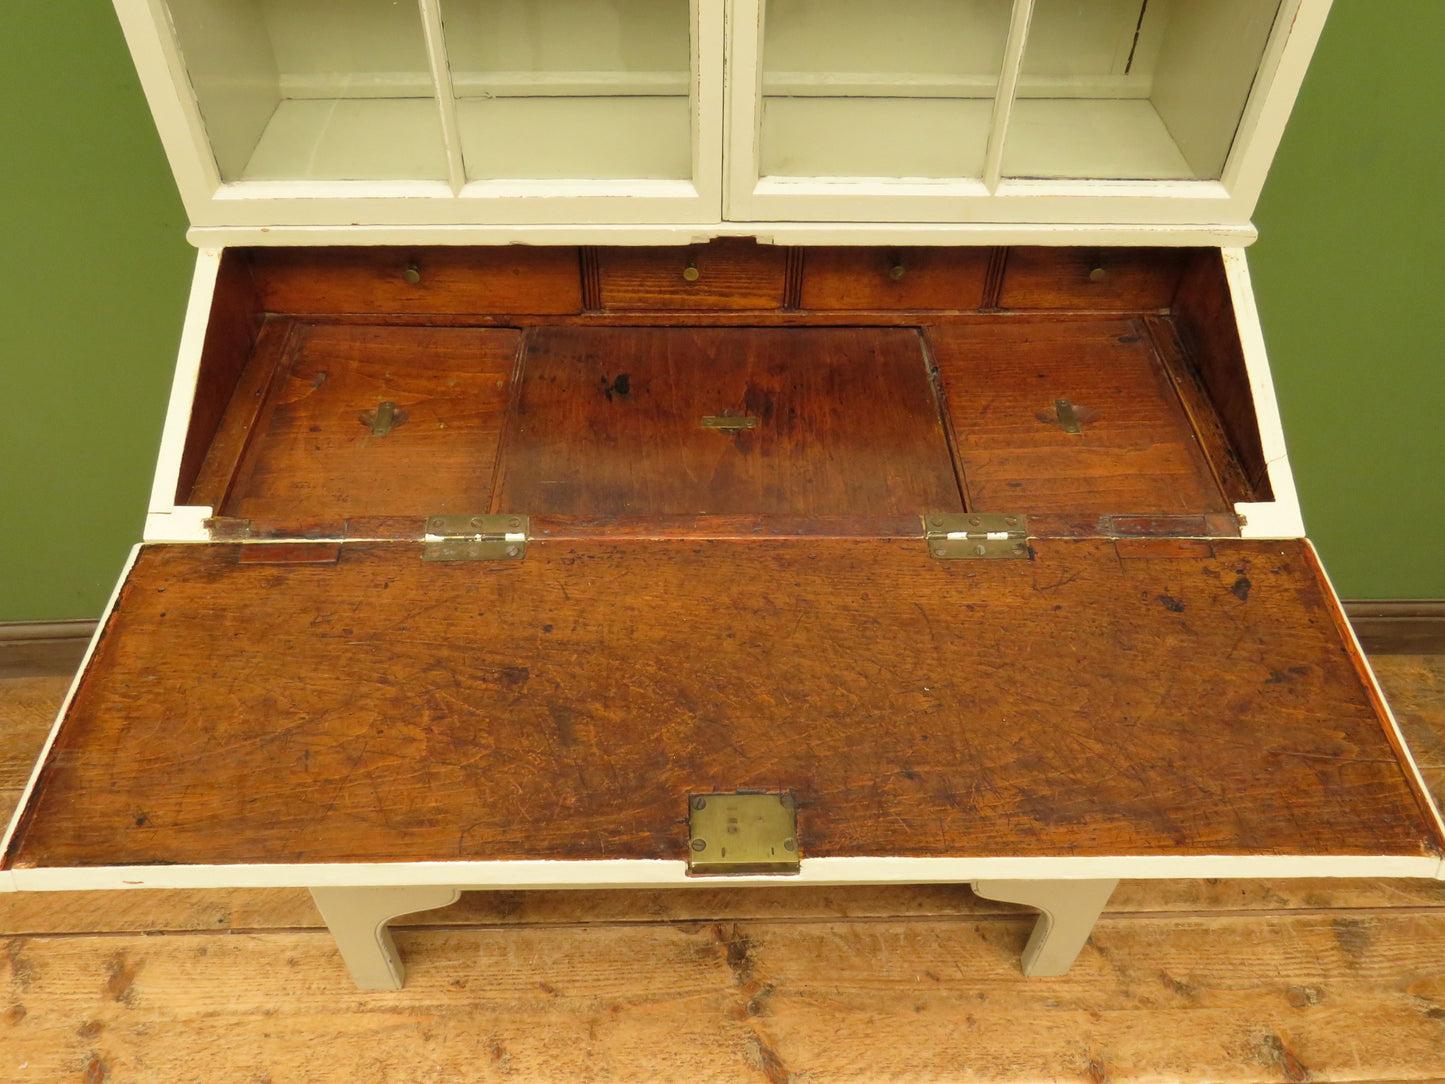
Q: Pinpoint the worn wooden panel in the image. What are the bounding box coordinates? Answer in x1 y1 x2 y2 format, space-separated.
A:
798 247 992 311
0 679 63 790
186 318 295 511
1145 315 1257 504
998 247 1189 311
1172 249 1274 499
596 241 788 311
6 538 1437 870
219 325 520 531
248 246 583 315
174 250 263 504
6 876 1445 939
6 913 1445 1083
496 326 962 515
930 319 1231 515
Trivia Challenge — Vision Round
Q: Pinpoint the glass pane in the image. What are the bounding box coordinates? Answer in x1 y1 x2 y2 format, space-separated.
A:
165 0 447 182
760 0 1014 180
441 0 693 181
1004 0 1282 181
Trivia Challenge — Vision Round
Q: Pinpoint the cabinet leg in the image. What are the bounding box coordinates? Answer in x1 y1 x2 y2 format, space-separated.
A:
971 879 1117 977
309 885 462 990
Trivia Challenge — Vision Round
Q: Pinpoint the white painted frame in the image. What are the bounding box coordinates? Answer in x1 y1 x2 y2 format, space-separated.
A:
724 0 1331 226
111 0 725 229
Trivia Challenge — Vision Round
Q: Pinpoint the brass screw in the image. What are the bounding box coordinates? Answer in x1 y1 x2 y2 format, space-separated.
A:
783 838 797 852
690 838 707 852
505 545 520 558
974 543 987 556
508 517 522 529
932 546 948 557
691 796 707 810
470 516 486 528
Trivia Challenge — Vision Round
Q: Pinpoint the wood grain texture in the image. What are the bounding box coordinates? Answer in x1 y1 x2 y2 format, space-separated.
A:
6 539 1437 870
248 246 583 315
6 912 1445 1083
929 319 1231 515
998 247 1189 311
1172 250 1274 499
496 326 962 516
1146 314 1257 504
798 247 991 311
220 325 520 531
174 250 262 504
596 241 789 311
0 678 65 790
186 318 295 510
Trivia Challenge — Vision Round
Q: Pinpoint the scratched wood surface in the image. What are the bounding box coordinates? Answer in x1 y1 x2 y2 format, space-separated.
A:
4 913 1445 1083
215 324 520 530
496 326 963 516
929 319 1231 515
6 539 1438 870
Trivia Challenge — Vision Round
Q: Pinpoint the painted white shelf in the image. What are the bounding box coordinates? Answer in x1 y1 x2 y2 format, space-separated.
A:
759 96 994 180
243 97 449 182
457 95 691 180
1002 98 1195 181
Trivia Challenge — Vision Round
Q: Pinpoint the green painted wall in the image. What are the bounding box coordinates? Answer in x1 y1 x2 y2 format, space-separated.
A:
1 2 1441 621
1250 0 1445 600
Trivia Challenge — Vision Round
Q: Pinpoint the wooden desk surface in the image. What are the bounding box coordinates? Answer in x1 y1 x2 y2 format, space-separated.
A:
6 537 1439 871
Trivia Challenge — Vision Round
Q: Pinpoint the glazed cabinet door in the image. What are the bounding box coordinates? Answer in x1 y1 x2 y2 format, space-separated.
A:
121 0 724 227
724 0 1329 225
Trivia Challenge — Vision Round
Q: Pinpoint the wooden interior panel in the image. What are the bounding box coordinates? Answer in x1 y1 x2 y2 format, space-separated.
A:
495 326 962 515
929 319 1230 515
7 538 1438 870
798 247 991 310
248 247 582 315
999 247 1188 311
596 241 789 311
1172 249 1274 499
173 250 263 503
218 324 520 531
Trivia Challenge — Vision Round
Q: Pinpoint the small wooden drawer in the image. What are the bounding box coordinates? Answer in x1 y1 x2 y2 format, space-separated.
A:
249 247 584 315
595 241 789 311
998 248 1187 311
799 247 990 311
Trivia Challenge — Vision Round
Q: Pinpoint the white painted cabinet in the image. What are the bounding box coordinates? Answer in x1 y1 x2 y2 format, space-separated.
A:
116 0 1328 242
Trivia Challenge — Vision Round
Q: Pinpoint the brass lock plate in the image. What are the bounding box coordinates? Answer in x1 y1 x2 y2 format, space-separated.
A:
687 792 800 876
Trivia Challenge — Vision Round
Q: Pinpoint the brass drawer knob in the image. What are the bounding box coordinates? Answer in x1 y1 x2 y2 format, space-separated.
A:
1088 265 1108 283
402 262 422 285
682 261 701 283
887 261 906 281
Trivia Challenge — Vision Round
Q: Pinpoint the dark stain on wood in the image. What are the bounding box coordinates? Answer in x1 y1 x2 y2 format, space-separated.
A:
104 951 138 1005
1258 1032 1312 1083
1331 917 1373 961
4 1003 24 1025
76 1019 104 1039
83 1055 108 1084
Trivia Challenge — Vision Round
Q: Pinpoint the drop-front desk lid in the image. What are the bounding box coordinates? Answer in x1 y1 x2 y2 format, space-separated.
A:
3 269 1441 886
2 533 1441 881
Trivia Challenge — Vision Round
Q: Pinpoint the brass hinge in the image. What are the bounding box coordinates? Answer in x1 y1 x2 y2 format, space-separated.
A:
423 514 528 562
924 513 1030 560
687 792 800 876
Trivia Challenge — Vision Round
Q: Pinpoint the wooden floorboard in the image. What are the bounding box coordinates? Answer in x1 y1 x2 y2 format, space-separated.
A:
4 659 1445 1081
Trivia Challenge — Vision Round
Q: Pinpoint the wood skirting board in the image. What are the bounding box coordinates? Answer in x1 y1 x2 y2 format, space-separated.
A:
1 601 1441 679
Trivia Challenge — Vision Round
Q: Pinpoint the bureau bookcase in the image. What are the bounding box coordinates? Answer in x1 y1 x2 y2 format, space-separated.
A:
5 0 1441 991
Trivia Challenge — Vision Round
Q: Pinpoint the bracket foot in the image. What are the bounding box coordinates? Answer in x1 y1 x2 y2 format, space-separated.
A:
310 885 461 990
972 879 1117 976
